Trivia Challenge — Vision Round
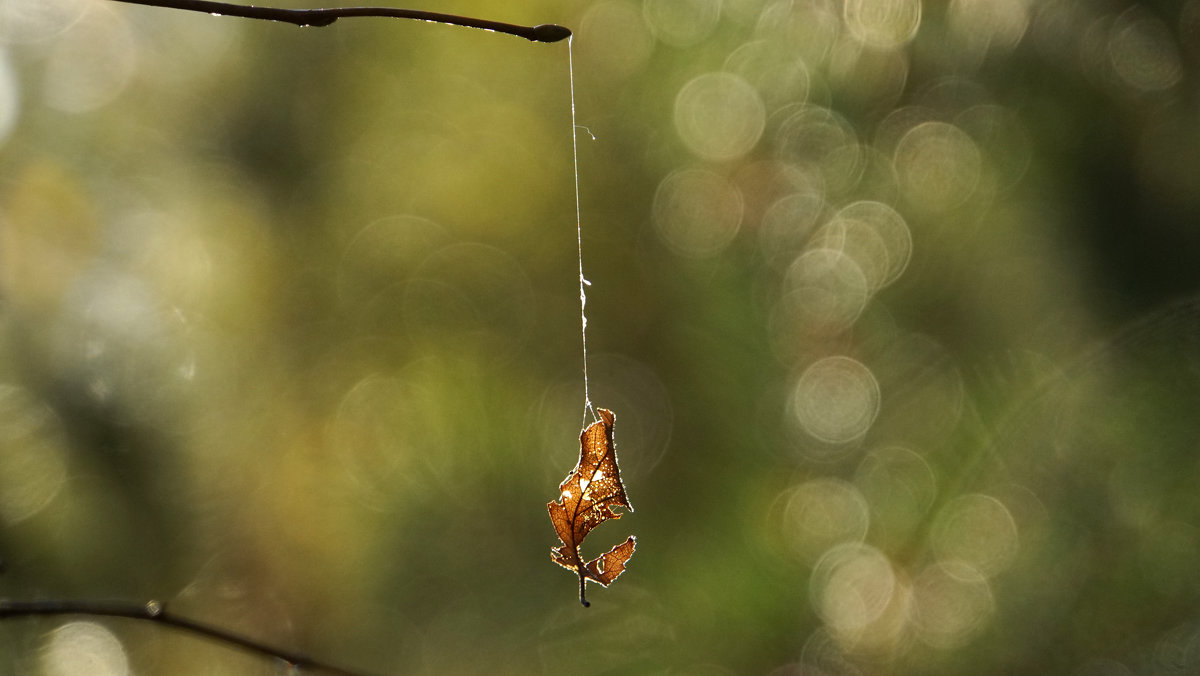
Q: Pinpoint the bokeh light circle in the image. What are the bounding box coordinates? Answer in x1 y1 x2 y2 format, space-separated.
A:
812 200 912 290
956 104 1032 189
725 39 812 108
779 248 870 335
894 121 981 211
775 105 863 195
909 561 994 649
828 36 911 110
810 542 896 635
843 0 922 49
674 72 766 162
653 168 744 258
40 621 129 676
799 627 863 676
949 0 1031 57
854 445 937 546
1107 9 1183 92
0 51 18 148
331 375 415 508
403 242 534 346
643 0 722 47
931 493 1020 577
781 478 870 562
758 184 826 269
338 214 447 327
43 5 137 113
0 0 87 44
0 385 68 524
791 356 880 444
578 0 653 85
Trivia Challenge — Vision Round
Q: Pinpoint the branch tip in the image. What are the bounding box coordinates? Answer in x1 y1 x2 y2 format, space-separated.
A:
530 24 572 43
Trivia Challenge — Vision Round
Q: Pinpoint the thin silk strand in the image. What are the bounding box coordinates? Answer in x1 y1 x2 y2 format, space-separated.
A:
568 37 596 425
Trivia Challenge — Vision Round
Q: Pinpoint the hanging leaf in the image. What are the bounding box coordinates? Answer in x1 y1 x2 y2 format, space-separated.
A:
547 408 636 606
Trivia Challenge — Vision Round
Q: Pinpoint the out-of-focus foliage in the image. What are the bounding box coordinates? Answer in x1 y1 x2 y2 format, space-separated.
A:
2 0 1200 673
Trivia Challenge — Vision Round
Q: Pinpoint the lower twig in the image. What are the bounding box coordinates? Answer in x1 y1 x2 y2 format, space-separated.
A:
0 599 375 676
108 0 571 42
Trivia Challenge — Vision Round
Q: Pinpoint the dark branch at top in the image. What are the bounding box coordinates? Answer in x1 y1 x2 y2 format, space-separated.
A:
109 0 571 42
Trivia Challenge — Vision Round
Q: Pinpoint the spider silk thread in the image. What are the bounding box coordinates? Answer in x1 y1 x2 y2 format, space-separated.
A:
568 37 597 426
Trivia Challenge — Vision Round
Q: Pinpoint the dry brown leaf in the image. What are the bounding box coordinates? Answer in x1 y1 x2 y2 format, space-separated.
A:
547 408 636 606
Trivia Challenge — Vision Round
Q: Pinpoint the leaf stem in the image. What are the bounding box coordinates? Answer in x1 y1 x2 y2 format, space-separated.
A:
578 571 590 607
0 599 375 676
108 0 571 42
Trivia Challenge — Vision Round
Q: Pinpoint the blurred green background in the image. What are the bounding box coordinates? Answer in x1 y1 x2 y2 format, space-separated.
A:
2 0 1200 673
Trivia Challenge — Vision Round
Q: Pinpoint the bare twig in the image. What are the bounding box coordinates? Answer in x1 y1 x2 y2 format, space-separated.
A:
109 0 571 42
0 599 376 676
